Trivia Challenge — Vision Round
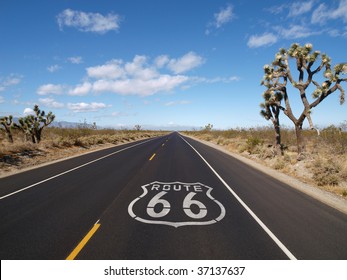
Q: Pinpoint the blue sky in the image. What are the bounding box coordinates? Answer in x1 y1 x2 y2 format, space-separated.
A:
0 0 346 130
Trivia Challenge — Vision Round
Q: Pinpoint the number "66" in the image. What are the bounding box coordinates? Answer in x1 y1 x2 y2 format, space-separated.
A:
146 191 207 219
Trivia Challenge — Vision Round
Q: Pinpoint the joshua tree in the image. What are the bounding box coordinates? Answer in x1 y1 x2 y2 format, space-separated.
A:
0 115 15 143
134 124 142 131
18 116 36 143
261 43 347 155
18 105 55 143
204 123 213 131
260 87 283 156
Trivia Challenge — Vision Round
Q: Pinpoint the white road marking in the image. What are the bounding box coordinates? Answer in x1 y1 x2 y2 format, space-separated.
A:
128 181 226 228
0 138 158 200
179 134 297 260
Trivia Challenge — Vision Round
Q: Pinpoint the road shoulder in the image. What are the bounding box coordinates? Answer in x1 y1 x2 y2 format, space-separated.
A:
182 133 347 216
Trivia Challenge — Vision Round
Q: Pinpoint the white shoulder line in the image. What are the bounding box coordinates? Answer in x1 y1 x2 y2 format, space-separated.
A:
0 138 157 201
179 134 297 260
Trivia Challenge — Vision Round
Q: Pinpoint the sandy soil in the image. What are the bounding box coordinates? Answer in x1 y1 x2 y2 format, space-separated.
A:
184 134 347 215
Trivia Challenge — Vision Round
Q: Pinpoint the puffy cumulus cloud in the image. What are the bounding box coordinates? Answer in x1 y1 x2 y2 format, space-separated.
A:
167 52 205 74
124 55 158 79
247 33 278 48
67 102 109 113
23 108 35 116
154 55 170 68
37 84 65 95
87 52 204 96
92 75 189 96
68 82 92 96
87 59 125 79
36 52 236 99
57 9 121 34
38 97 64 108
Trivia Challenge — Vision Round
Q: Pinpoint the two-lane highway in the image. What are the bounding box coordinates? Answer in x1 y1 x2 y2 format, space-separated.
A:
1 132 347 259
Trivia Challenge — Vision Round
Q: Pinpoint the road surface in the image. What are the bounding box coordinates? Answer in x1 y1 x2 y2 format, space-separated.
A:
1 132 347 259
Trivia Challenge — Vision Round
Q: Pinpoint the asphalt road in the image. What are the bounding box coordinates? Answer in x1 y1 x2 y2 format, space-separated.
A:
1 132 347 260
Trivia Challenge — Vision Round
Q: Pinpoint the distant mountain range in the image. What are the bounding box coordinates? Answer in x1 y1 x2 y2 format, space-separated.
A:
1 117 84 129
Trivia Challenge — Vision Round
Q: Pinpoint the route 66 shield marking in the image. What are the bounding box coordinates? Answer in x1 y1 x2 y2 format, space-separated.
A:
128 181 226 228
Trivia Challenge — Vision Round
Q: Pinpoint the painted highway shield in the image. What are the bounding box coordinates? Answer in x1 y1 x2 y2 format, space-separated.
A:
128 181 226 228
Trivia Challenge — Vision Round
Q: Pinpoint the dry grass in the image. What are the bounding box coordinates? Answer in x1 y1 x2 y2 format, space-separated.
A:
0 127 167 176
185 126 347 199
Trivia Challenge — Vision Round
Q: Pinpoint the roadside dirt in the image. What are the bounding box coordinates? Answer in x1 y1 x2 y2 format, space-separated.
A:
183 134 347 216
0 143 117 178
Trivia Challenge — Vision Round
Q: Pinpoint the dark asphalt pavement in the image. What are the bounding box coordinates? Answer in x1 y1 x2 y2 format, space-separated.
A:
1 132 346 259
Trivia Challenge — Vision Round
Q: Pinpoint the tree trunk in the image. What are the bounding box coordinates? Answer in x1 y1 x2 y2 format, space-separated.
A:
5 128 14 143
295 124 305 158
274 123 283 156
35 129 42 143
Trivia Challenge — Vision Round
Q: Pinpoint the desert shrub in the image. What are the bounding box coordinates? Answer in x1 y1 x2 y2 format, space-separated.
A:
320 126 347 154
273 158 286 170
246 136 264 154
59 138 74 147
311 158 341 186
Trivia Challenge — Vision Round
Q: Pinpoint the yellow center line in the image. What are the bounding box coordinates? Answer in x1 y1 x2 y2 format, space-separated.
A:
149 153 156 161
66 223 101 260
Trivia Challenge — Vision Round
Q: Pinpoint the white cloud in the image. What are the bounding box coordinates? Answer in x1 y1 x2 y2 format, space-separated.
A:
87 60 125 79
247 33 278 48
125 55 159 80
167 52 205 74
0 96 4 103
0 74 22 92
68 56 83 64
87 53 204 96
266 4 287 15
206 4 235 34
57 9 121 34
38 98 64 108
37 84 65 95
67 102 109 113
275 25 319 39
69 82 92 96
288 1 314 17
331 0 347 22
267 1 314 17
312 0 347 24
154 55 170 68
311 3 329 24
92 75 189 96
23 108 35 116
34 52 232 99
214 4 234 28
47 65 61 73
327 27 347 37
